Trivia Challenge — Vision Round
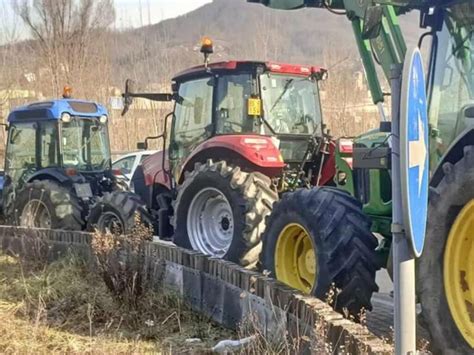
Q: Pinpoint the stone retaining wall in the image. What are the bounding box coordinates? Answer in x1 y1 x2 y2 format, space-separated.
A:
0 226 392 354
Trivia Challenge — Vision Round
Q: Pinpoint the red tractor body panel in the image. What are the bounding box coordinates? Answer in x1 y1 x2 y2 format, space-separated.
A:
183 134 286 168
142 135 286 188
178 135 286 181
142 150 171 189
316 141 337 186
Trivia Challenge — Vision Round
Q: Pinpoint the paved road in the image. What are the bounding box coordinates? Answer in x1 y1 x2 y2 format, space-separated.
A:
368 269 393 339
368 270 430 349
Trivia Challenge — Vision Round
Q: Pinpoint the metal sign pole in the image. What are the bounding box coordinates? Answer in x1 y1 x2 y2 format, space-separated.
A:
391 63 417 354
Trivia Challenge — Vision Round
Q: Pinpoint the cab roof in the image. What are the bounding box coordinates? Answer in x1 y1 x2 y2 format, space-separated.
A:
7 99 108 123
173 60 325 81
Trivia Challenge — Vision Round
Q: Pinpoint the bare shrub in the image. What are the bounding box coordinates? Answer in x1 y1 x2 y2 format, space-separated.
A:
91 214 152 308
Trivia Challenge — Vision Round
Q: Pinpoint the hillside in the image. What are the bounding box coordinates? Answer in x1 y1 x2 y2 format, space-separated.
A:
113 0 422 85
1 0 422 91
0 0 424 150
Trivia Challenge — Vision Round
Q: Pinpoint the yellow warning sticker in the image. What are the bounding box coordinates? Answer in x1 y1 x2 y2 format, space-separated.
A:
248 98 261 116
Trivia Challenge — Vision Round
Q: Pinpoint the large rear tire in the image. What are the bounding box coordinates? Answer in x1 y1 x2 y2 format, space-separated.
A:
172 160 278 267
260 187 379 318
12 180 83 230
87 191 154 235
417 146 474 354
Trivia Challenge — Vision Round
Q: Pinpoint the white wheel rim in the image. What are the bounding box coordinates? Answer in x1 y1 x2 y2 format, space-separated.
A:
187 187 234 257
20 199 52 229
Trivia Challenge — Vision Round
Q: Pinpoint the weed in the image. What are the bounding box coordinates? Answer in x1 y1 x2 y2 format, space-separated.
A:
0 249 233 353
91 214 152 308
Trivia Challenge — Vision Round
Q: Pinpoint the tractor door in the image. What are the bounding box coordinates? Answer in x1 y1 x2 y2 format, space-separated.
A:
215 73 255 134
4 121 59 189
169 76 214 176
3 121 59 211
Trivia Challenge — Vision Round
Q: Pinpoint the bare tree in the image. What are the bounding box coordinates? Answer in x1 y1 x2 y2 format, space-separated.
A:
12 0 115 96
320 46 378 137
0 3 20 107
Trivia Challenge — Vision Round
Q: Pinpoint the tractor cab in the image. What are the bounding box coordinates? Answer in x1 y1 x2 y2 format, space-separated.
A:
123 38 329 189
169 60 327 165
4 98 112 207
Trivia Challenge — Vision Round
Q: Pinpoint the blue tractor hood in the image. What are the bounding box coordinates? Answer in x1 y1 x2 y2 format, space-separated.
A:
7 99 108 123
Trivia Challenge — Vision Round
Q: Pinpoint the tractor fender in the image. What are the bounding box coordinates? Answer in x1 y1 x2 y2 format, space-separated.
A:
141 150 171 189
179 135 285 183
430 127 474 188
317 141 337 186
27 168 85 185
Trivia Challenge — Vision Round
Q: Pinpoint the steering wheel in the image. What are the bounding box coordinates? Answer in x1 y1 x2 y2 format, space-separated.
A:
63 149 81 165
292 115 313 134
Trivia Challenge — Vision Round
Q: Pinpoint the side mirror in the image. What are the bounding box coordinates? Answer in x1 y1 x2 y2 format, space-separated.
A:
137 141 147 150
122 79 136 116
465 106 474 119
171 82 178 93
362 6 383 40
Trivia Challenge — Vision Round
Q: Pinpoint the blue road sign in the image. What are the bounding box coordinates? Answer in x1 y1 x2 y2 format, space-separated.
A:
400 48 429 257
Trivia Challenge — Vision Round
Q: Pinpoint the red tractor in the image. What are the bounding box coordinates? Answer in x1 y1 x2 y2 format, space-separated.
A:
88 39 379 317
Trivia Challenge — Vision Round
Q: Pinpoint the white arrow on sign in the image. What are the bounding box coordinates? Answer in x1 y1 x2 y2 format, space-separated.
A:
408 112 427 196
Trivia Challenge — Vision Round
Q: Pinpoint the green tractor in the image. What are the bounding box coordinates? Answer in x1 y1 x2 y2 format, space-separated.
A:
249 0 474 353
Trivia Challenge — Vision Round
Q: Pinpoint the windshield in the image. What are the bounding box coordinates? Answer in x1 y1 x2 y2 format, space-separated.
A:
429 3 474 161
260 73 322 136
61 118 111 171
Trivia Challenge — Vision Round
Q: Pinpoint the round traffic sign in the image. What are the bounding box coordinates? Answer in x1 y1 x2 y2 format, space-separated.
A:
400 47 429 257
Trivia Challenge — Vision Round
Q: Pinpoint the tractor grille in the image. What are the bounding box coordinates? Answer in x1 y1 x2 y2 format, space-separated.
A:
353 168 370 205
68 101 98 113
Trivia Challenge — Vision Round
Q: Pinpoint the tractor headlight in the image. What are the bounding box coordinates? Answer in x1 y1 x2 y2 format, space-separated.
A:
99 115 108 123
61 113 72 123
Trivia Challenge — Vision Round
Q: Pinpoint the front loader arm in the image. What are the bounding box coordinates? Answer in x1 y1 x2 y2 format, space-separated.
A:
248 0 409 106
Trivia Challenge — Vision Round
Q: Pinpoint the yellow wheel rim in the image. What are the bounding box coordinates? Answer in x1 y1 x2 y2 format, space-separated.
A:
444 199 474 347
275 223 316 294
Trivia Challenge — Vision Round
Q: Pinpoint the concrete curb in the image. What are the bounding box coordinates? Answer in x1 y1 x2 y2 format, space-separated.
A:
0 226 392 354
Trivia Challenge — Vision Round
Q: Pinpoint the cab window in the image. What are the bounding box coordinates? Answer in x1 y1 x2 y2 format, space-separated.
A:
5 121 59 185
215 74 253 134
172 78 213 159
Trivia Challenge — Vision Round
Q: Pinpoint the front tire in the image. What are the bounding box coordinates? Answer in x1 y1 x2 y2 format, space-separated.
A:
261 188 379 318
417 146 474 354
172 160 278 267
87 191 154 235
12 180 83 230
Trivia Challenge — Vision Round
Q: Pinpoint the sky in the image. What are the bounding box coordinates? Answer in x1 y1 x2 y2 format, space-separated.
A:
115 0 213 28
0 0 213 43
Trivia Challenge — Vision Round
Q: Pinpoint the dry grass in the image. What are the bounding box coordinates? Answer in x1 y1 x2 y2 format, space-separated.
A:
0 252 233 354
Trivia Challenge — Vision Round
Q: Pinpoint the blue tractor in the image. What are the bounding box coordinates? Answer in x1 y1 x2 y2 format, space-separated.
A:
2 98 137 230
